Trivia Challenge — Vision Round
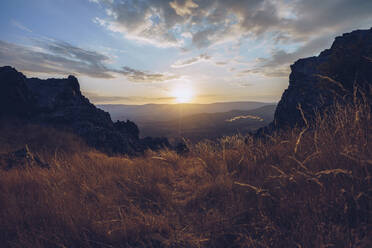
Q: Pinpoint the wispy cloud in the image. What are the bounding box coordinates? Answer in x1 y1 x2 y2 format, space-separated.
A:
84 91 175 103
11 20 32 32
215 61 228 66
118 66 179 83
0 39 114 78
0 39 179 81
171 53 211 68
241 35 333 78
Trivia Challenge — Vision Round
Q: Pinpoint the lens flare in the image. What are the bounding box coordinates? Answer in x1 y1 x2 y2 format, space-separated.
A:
171 85 194 103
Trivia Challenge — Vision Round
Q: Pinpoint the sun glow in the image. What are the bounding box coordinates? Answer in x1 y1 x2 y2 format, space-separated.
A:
171 84 194 103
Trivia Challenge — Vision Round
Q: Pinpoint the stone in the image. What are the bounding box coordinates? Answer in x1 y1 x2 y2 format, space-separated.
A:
0 145 49 170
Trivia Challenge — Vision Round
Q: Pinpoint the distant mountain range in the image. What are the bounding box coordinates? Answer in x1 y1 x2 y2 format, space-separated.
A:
98 103 276 141
139 105 276 142
97 101 275 123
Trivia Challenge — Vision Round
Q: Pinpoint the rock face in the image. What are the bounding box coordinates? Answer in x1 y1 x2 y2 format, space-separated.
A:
0 66 168 155
272 28 372 129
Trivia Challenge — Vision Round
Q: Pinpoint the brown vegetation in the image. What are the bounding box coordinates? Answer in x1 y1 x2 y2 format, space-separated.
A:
0 101 371 248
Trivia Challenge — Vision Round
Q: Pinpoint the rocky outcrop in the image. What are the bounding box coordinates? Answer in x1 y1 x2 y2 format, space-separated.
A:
272 28 372 129
0 145 49 170
0 67 35 118
0 66 169 155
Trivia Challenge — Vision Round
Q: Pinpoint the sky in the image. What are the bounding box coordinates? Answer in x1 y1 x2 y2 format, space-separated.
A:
0 0 371 105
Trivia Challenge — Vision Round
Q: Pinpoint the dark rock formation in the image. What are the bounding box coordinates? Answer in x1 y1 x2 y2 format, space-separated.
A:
271 28 372 130
0 145 49 170
0 67 34 118
0 66 169 155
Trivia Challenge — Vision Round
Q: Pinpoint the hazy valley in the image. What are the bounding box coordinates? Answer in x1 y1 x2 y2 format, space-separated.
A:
99 103 276 141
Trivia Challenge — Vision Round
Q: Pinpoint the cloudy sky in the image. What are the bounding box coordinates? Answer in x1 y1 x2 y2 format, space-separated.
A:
0 0 371 104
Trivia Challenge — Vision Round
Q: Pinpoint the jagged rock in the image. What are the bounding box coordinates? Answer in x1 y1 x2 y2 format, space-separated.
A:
271 28 372 130
0 145 49 170
0 66 169 155
114 120 139 139
0 66 35 118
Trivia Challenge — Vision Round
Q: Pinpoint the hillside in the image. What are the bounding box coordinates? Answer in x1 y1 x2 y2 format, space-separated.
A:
0 100 370 248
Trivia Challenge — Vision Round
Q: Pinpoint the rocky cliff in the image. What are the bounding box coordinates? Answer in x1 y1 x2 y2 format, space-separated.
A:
0 66 168 155
272 28 372 129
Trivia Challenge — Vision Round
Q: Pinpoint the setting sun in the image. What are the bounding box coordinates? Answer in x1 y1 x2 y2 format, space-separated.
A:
171 85 194 103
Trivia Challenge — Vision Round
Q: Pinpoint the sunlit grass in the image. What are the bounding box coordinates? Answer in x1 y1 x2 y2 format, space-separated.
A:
0 101 371 247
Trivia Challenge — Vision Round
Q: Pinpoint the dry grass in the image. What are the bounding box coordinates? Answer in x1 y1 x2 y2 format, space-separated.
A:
0 101 371 248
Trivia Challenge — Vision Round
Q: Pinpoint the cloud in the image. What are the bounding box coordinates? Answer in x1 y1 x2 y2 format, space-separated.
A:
244 35 334 78
0 39 114 78
90 0 371 82
286 0 372 40
215 61 228 66
119 66 179 83
171 53 211 68
239 67 290 78
0 39 179 82
92 0 372 51
84 91 175 103
88 0 113 4
93 0 183 47
93 0 273 48
169 0 198 16
11 20 32 32
237 82 253 88
84 92 132 103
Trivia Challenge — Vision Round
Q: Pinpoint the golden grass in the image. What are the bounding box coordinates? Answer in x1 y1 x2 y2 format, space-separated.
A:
0 101 371 248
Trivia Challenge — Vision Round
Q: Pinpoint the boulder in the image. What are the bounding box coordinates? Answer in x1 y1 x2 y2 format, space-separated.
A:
0 145 49 170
